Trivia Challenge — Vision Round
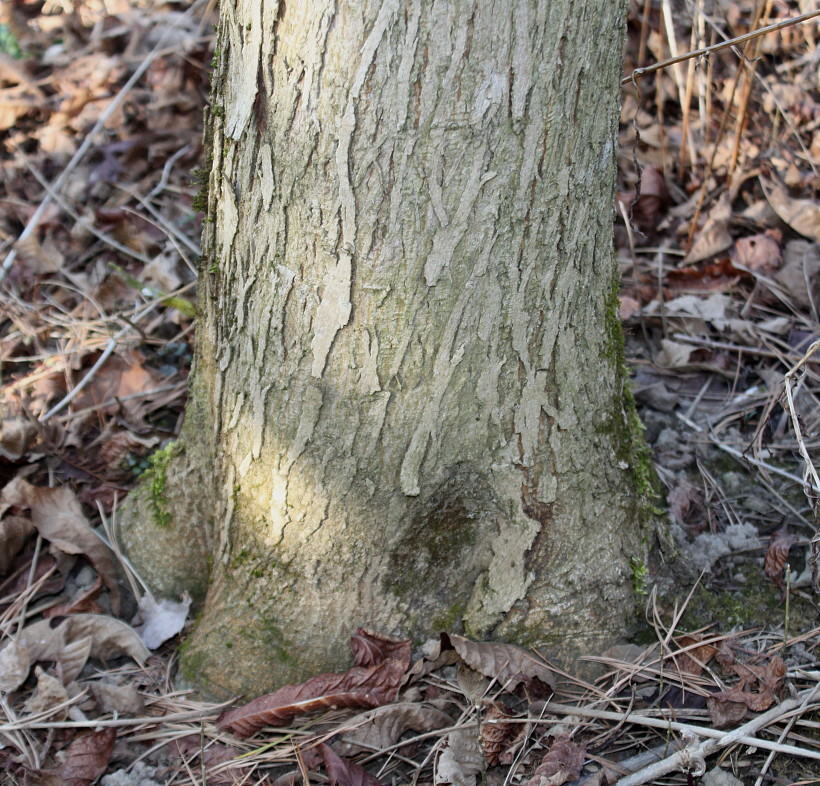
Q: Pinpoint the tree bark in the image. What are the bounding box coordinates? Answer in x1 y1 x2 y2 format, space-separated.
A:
121 0 655 700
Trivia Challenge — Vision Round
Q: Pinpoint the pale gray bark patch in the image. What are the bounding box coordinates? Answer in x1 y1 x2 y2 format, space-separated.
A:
311 0 400 377
223 0 262 140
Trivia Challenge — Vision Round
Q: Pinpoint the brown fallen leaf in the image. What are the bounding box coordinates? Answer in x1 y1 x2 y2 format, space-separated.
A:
338 703 453 756
446 634 556 697
481 702 520 768
0 416 37 460
318 742 383 786
684 192 733 264
762 178 820 242
733 231 782 273
0 515 35 575
57 728 117 786
763 527 797 596
0 478 121 615
218 629 411 738
44 576 104 618
524 734 586 786
436 728 484 786
672 634 719 677
23 667 70 721
87 679 145 716
0 613 149 690
707 656 786 727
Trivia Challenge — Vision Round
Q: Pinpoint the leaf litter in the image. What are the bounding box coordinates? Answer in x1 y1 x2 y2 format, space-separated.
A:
0 0 820 784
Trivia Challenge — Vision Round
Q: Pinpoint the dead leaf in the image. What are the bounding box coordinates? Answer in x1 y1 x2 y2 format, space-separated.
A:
524 734 585 786
57 728 117 786
763 527 797 595
0 638 32 692
672 635 718 676
0 416 37 460
445 634 556 697
218 629 411 738
338 703 453 756
481 702 520 767
772 240 820 309
0 515 35 575
350 628 412 667
708 656 786 727
87 680 145 716
435 728 483 786
665 258 743 293
1 478 121 615
733 232 782 273
318 742 383 786
618 166 669 233
0 614 149 690
684 192 733 264
24 667 70 720
135 592 191 650
44 576 104 618
762 178 820 242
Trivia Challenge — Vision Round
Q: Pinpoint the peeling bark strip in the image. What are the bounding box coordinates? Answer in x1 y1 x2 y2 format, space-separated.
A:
311 0 400 377
128 0 654 700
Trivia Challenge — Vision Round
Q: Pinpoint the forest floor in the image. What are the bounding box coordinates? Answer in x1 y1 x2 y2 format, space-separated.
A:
1 1 819 784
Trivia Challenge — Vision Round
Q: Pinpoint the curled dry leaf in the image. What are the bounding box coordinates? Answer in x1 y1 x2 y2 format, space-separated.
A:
0 613 149 690
436 728 484 786
524 734 585 786
763 527 797 595
0 416 37 460
218 629 411 738
338 702 453 756
135 592 191 650
318 742 384 786
481 702 520 768
0 514 34 575
24 666 70 720
57 727 117 786
0 478 121 615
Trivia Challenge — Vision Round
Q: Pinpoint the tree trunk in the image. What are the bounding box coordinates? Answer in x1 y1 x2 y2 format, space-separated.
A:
121 0 655 700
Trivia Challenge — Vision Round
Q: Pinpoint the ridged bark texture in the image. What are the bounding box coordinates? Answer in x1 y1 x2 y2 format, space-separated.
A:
123 0 652 699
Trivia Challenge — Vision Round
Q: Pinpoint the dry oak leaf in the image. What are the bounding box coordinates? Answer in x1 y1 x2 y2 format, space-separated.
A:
218 629 411 738
707 656 786 727
733 232 782 273
435 728 484 786
524 734 586 786
57 727 117 786
0 614 149 691
0 477 121 615
318 742 384 786
338 702 453 756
